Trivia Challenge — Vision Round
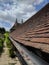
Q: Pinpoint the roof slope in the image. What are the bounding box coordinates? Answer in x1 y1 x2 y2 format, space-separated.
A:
10 3 49 53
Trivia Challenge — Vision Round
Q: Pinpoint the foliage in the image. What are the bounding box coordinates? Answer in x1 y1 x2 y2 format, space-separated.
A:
0 27 5 55
5 37 15 58
6 38 12 48
4 32 15 58
0 27 5 34
4 32 9 41
0 38 4 55
8 48 15 58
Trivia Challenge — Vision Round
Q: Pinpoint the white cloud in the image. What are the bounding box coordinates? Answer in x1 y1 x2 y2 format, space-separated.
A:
0 0 36 23
0 19 14 31
22 11 37 22
0 0 46 30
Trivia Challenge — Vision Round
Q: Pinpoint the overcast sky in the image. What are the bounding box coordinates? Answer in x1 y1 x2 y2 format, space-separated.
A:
0 0 49 31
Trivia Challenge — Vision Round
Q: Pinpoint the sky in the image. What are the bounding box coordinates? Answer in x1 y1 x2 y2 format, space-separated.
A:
0 0 49 31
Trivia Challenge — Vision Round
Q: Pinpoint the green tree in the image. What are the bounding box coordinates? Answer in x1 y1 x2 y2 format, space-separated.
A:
0 27 5 34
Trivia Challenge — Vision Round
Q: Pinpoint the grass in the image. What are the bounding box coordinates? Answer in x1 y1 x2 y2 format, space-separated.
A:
6 38 15 58
4 32 15 58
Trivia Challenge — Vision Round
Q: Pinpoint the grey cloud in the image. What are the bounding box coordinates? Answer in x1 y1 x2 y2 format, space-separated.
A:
0 12 16 22
0 0 44 23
